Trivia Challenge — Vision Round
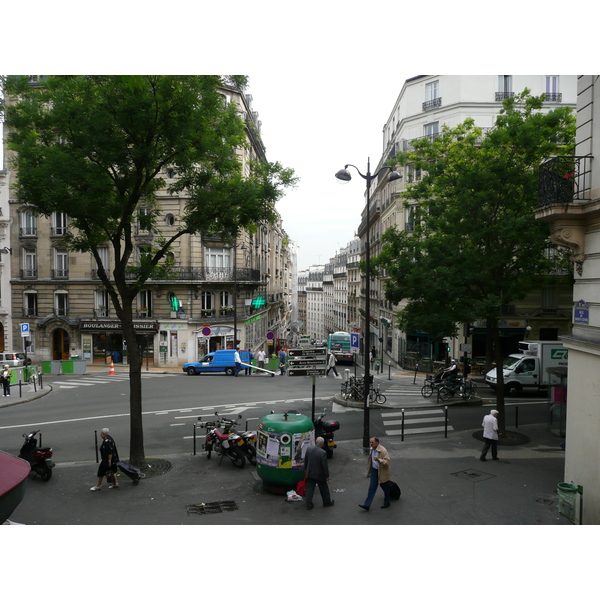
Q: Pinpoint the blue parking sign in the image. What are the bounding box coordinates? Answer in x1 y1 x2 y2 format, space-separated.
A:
350 333 359 348
21 323 30 336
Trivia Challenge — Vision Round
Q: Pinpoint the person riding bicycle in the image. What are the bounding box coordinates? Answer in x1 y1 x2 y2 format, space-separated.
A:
443 359 459 385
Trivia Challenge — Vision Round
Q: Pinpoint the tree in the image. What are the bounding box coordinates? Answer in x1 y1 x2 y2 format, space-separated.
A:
2 75 296 466
373 92 574 435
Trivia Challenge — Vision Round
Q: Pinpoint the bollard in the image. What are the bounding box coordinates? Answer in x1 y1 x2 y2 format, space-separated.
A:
515 405 519 429
413 363 419 384
193 423 197 456
388 361 391 380
401 409 405 442
345 368 350 382
444 406 448 438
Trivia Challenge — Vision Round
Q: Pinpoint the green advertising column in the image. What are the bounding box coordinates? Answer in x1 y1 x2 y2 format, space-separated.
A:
256 412 314 494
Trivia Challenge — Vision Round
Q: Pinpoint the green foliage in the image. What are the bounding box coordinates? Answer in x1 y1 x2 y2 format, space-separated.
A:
3 75 297 305
375 91 575 336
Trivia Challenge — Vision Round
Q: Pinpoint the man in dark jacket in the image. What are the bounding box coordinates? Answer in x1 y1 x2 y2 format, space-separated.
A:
303 437 334 510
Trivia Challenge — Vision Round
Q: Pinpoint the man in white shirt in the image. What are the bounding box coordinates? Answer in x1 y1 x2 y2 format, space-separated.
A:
480 409 499 461
256 349 266 371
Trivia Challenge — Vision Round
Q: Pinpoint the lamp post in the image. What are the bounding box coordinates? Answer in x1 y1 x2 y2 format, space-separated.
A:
335 159 401 450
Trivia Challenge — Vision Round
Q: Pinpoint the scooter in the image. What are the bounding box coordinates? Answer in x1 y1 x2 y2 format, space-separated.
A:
313 410 340 459
199 417 247 469
214 413 257 465
18 430 55 481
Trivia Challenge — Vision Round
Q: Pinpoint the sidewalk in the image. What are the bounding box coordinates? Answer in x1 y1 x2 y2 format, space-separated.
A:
7 421 571 525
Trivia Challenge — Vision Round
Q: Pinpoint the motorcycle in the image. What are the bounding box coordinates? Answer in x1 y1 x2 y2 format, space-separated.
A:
199 416 247 469
313 410 340 459
214 413 257 466
18 430 55 481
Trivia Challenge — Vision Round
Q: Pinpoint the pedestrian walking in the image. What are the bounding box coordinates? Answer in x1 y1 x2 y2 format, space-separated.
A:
1 364 12 397
359 437 391 510
233 348 243 377
326 352 339 377
480 409 499 461
90 428 119 491
257 349 266 371
303 437 334 510
245 350 254 375
278 348 287 375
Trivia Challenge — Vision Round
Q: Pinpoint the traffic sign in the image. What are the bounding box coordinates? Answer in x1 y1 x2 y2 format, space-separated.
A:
21 323 30 337
288 347 327 357
288 368 326 376
266 331 275 340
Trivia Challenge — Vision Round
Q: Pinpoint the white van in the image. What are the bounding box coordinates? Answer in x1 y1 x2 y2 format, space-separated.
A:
0 352 30 367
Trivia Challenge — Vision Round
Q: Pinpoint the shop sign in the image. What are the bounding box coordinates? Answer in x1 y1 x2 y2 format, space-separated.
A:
80 321 158 332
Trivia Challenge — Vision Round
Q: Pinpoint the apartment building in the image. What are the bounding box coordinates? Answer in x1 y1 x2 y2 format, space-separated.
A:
0 166 11 351
305 266 324 341
3 79 294 366
363 75 577 367
535 75 600 523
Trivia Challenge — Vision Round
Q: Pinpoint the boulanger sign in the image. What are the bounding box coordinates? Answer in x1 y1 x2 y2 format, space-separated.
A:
80 321 159 332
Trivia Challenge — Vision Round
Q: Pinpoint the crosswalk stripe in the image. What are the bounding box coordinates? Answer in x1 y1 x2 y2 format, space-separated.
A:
384 416 446 425
387 426 453 435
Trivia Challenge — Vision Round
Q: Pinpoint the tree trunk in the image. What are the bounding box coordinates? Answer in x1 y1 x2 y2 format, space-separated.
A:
121 306 147 469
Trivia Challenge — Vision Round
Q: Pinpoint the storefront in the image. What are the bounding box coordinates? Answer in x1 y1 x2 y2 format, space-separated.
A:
80 320 159 365
195 325 235 359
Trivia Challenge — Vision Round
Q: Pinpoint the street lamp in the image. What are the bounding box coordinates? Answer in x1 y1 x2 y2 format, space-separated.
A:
335 159 401 450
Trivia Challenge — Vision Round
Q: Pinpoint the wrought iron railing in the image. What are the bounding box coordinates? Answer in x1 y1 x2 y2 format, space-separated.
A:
495 92 515 101
543 92 562 102
422 97 442 111
538 155 593 208
124 266 261 282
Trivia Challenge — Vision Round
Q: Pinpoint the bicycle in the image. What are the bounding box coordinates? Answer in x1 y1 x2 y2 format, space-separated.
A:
421 367 445 398
369 383 387 405
437 378 477 403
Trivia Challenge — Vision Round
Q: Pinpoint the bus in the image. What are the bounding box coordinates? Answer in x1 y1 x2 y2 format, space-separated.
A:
327 331 353 364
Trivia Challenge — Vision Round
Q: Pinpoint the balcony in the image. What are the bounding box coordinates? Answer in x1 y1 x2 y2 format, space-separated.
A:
422 97 442 112
125 266 261 283
52 269 69 279
495 91 515 101
543 93 562 102
537 156 593 208
20 269 37 279
19 227 37 237
51 227 67 237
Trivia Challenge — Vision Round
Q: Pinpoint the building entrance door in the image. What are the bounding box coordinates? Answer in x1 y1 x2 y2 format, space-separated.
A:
53 328 70 360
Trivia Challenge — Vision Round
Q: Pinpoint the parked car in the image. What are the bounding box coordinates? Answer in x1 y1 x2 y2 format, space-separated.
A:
0 352 31 367
183 349 251 376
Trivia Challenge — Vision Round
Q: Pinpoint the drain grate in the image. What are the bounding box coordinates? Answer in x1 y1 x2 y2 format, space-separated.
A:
186 501 238 515
452 469 497 482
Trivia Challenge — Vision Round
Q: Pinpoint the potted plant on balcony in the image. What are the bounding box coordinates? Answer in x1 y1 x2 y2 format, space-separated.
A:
201 308 215 317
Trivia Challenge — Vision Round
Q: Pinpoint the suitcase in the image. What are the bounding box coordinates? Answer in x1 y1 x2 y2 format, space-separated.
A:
389 481 401 501
117 460 144 486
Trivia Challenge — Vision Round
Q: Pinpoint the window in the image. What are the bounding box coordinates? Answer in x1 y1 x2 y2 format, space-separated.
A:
206 247 230 280
22 248 37 278
201 291 214 312
426 81 439 101
137 290 152 317
137 207 152 233
21 210 37 237
165 213 176 226
424 122 439 141
545 76 561 102
55 291 68 316
496 76 513 100
95 290 110 317
53 212 68 236
24 292 38 317
53 248 69 278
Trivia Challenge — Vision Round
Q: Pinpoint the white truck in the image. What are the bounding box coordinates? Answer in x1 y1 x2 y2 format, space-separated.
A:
485 340 568 396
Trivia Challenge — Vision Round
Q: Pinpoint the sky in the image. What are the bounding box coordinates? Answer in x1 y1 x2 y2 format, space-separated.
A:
1 1 594 585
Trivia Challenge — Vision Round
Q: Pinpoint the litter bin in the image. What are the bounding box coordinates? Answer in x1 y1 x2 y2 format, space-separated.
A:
557 482 578 520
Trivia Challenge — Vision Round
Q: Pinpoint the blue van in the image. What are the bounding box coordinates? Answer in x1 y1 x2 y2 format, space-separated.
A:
183 349 251 376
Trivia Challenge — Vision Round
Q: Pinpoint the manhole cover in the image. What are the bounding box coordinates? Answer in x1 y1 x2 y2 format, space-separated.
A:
186 501 238 515
452 469 496 482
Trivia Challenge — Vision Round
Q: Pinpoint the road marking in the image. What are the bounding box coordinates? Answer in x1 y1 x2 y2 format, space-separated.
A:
387 426 451 435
